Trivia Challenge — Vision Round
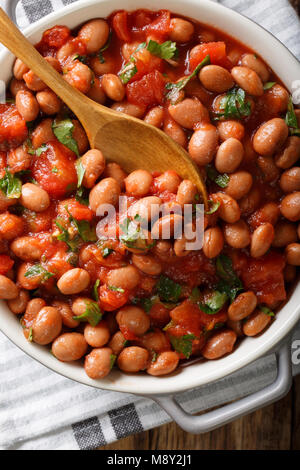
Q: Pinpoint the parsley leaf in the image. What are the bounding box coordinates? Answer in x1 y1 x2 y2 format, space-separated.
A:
147 39 178 60
119 42 146 84
165 55 211 104
98 31 112 63
75 159 85 188
73 54 88 64
199 290 227 314
205 200 220 215
119 217 153 251
102 247 114 258
35 144 48 157
75 187 89 206
52 119 79 156
169 334 195 359
285 96 300 136
156 275 182 303
110 353 117 369
24 264 54 283
214 87 252 120
206 165 229 188
93 279 100 301
54 219 81 253
216 254 243 302
66 207 97 243
108 285 125 293
73 300 102 326
263 81 276 91
28 327 33 342
259 305 275 317
0 169 22 199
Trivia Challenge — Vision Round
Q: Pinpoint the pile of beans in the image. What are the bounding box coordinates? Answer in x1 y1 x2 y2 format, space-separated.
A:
0 9 299 379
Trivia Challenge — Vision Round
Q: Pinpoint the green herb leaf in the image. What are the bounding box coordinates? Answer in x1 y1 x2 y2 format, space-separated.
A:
263 81 276 91
73 301 102 326
151 351 158 363
73 54 88 64
132 296 154 313
285 96 299 133
216 254 243 302
215 87 252 120
54 219 81 253
108 285 125 293
66 206 97 243
35 144 48 157
51 166 58 174
189 287 201 303
0 169 22 199
206 165 229 188
169 334 195 359
259 305 275 317
205 200 220 215
165 55 211 104
119 217 151 251
98 31 112 63
28 327 33 342
75 187 89 206
156 275 182 303
24 264 54 283
199 290 227 314
147 39 177 60
93 279 100 301
102 247 114 258
75 159 85 188
119 42 146 84
110 353 117 369
52 119 79 156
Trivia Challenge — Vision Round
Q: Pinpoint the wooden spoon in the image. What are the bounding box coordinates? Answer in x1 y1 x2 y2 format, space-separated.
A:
0 7 207 206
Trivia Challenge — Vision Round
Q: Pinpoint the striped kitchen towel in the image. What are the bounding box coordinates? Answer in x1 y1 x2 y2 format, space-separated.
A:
0 0 299 450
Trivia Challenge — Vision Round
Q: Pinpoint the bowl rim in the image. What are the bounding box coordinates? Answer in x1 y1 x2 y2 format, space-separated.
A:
0 0 300 395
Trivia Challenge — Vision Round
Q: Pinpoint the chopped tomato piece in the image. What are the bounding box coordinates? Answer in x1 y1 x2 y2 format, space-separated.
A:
163 251 216 287
130 49 163 82
0 254 14 275
0 105 27 151
32 141 77 198
57 198 94 222
189 42 230 70
145 10 171 41
23 204 57 233
112 11 131 42
126 70 165 107
41 25 71 48
131 10 153 29
234 252 286 306
99 284 130 312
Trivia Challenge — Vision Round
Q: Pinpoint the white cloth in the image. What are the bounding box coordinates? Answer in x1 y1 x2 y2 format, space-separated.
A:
0 0 299 450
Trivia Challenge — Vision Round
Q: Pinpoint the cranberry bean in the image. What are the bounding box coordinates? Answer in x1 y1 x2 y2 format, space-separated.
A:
89 177 121 213
20 183 50 212
163 116 187 147
151 214 183 239
212 193 240 223
87 78 106 104
275 137 300 169
168 98 208 129
215 138 244 173
64 62 93 94
52 333 88 361
52 300 79 328
116 306 150 337
144 106 164 128
139 330 170 353
225 171 253 200
10 236 44 261
188 124 218 166
16 89 39 122
9 78 28 96
284 264 297 283
25 298 46 318
251 223 275 258
228 291 257 321
80 149 105 188
280 167 300 192
84 347 113 379
44 56 61 73
203 226 224 259
125 170 153 197
253 118 288 156
176 180 197 205
111 101 145 118
84 321 110 348
102 163 127 190
118 346 149 372
72 120 89 154
243 310 272 336
226 319 244 337
231 66 264 96
101 74 125 101
7 146 32 173
257 156 280 183
272 222 298 248
280 192 300 221
224 220 251 248
36 90 61 115
201 330 237 359
13 58 29 80
240 54 269 82
153 240 174 261
90 56 115 75
155 171 181 193
108 331 126 355
31 119 55 148
129 196 162 221
199 65 234 93
248 202 280 228
17 263 41 290
147 351 179 376
285 243 300 265
265 84 289 113
7 289 29 314
0 213 24 240
131 253 162 275
107 266 140 290
32 306 62 345
169 18 194 43
57 268 90 295
217 120 245 142
23 70 46 92
78 19 109 53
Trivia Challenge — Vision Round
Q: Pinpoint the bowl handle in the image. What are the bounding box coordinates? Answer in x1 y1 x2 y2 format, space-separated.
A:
150 341 292 434
3 0 19 23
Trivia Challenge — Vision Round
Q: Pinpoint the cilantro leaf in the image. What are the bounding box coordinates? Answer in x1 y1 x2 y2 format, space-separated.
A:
119 42 146 84
108 285 125 293
156 275 182 303
147 39 178 60
165 55 210 104
28 327 33 342
73 300 102 326
73 54 88 64
199 290 227 314
285 96 300 136
110 353 117 369
35 144 48 157
214 87 252 120
75 187 89 206
24 264 54 283
216 254 243 302
263 82 276 91
75 159 85 188
52 119 79 156
98 31 112 63
259 305 275 317
205 200 220 215
206 165 229 188
0 169 22 199
54 219 81 253
93 279 100 301
102 247 114 258
169 334 195 359
66 206 97 243
119 217 152 251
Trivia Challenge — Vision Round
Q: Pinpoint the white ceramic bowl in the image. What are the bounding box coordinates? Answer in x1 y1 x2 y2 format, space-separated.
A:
0 0 299 396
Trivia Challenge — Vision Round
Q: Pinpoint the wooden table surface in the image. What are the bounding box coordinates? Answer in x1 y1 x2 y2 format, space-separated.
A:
101 0 300 450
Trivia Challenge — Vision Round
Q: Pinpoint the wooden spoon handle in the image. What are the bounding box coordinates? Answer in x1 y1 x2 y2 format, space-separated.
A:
0 7 103 127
